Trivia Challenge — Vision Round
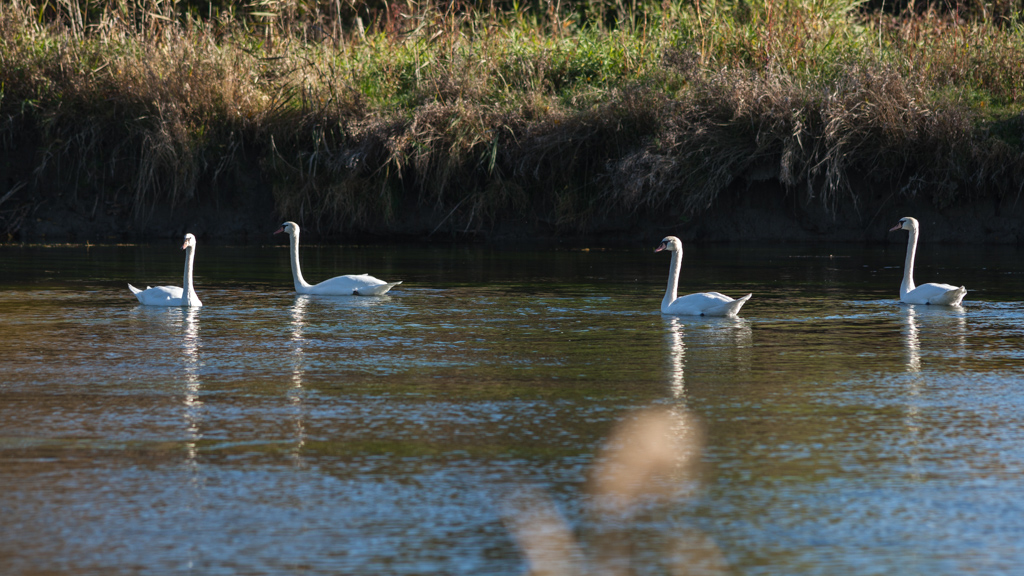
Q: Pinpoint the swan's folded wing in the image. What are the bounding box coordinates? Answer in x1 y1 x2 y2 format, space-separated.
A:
665 292 751 317
136 285 185 305
354 281 402 296
702 292 733 301
910 283 966 306
921 282 962 292
309 274 399 296
666 292 732 315
702 293 752 317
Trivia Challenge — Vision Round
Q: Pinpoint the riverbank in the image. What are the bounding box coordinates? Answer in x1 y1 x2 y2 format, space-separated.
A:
14 171 1024 245
2 1 1023 244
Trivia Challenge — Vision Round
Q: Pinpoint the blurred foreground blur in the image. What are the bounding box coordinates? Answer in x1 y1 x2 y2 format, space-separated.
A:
506 407 728 576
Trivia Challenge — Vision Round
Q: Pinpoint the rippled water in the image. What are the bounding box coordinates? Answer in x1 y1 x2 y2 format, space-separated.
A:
3 240 1024 575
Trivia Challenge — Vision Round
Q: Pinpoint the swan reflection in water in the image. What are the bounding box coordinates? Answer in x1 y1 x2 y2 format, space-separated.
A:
181 306 203 463
903 305 922 374
899 304 967 479
286 293 392 465
290 296 309 386
177 307 204 572
900 304 968 375
129 306 205 463
663 316 753 402
288 295 312 466
294 291 396 311
666 317 687 401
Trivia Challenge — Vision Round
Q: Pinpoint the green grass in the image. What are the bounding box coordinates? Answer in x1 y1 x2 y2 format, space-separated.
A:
1 0 1022 237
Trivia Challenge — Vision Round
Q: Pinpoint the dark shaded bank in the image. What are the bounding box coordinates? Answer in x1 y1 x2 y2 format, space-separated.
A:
9 167 1024 246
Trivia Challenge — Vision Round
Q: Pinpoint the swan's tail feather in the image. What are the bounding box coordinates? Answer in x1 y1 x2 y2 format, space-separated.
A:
925 285 967 306
706 293 752 317
127 283 146 303
946 286 967 306
355 281 402 296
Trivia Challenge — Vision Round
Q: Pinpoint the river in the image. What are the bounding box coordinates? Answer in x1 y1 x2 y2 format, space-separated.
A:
2 240 1023 575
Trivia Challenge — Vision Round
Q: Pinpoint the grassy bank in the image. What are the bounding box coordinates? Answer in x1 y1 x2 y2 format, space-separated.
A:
1 0 1023 239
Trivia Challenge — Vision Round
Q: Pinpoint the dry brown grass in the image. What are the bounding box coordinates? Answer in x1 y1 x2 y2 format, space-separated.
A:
603 64 1024 222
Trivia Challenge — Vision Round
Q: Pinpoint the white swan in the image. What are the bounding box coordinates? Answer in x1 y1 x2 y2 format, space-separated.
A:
655 236 751 317
275 221 401 296
889 217 966 306
128 233 202 307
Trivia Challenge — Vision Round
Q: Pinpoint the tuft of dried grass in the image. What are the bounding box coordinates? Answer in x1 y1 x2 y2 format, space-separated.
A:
603 62 1024 221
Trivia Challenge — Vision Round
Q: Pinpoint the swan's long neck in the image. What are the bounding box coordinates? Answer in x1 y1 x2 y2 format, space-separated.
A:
663 247 682 312
183 245 199 305
901 227 918 296
289 231 312 292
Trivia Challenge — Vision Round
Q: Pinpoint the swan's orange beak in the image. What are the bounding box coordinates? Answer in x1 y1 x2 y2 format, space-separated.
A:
888 223 903 232
654 242 667 253
181 240 188 250
274 227 284 235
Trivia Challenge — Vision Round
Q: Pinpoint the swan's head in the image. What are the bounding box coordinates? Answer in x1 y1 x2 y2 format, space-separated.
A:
655 236 682 253
275 221 299 236
181 233 197 250
889 217 919 232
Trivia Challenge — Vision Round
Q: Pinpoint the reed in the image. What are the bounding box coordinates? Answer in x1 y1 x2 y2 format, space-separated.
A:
1 0 1022 237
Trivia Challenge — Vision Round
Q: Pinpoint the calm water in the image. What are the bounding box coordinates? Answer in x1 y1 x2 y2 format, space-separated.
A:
2 240 1024 575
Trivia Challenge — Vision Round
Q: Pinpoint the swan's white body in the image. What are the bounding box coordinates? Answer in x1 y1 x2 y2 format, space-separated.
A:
889 217 966 306
275 221 401 296
128 234 202 307
655 236 751 317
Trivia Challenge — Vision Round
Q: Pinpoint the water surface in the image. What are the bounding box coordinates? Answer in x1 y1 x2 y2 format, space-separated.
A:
2 241 1024 575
